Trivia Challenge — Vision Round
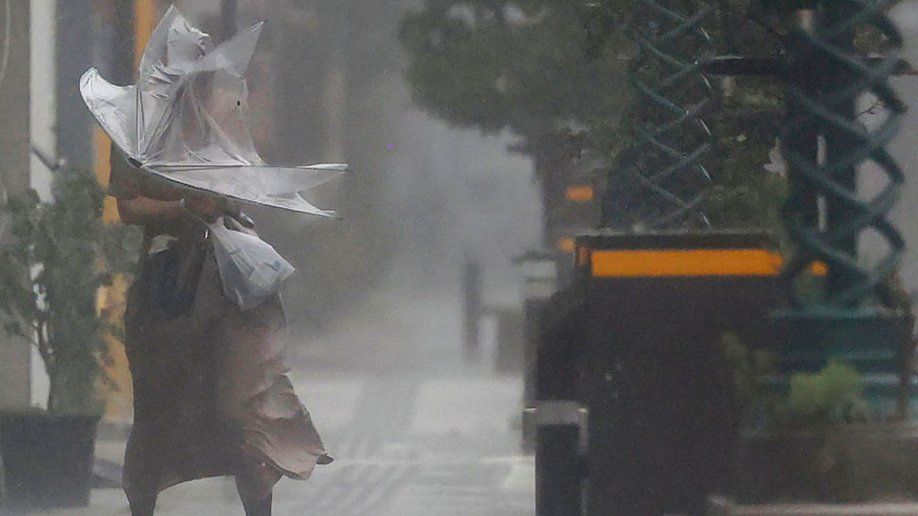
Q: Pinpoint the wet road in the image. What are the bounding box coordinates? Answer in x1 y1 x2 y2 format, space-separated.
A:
276 284 533 516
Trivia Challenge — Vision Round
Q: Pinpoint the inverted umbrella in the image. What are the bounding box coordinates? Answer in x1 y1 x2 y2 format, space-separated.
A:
80 4 347 217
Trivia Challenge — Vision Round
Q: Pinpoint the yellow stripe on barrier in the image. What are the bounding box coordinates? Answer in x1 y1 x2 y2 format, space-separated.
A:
565 185 594 203
558 237 575 253
134 0 158 69
811 261 828 276
591 249 784 277
587 248 830 278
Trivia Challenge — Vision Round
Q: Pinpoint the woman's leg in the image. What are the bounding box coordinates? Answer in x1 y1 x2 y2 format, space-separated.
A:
238 490 273 516
124 470 158 516
123 435 159 516
127 494 158 516
234 456 282 516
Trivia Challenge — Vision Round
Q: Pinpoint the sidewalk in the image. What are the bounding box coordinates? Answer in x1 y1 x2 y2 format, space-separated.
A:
13 287 534 515
708 497 918 516
27 375 532 516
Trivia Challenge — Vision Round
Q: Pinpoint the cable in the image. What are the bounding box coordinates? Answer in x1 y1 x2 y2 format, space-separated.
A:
0 0 10 92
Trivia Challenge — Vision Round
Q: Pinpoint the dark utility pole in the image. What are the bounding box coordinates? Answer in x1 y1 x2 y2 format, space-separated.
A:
221 0 238 40
111 0 136 86
462 260 482 357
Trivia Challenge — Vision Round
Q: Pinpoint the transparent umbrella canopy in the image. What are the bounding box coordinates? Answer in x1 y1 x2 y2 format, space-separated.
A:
80 4 347 217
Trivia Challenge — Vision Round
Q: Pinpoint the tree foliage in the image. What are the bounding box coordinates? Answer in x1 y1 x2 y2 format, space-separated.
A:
0 167 141 414
399 0 795 231
576 0 790 230
399 0 631 140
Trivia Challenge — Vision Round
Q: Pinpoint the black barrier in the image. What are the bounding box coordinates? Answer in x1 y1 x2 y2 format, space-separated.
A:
536 282 587 516
536 231 787 516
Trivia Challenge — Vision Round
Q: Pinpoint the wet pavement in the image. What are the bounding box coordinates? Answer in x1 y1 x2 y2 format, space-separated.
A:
37 285 534 516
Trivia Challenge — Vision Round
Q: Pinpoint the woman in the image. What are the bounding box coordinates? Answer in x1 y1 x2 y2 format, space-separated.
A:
109 148 331 516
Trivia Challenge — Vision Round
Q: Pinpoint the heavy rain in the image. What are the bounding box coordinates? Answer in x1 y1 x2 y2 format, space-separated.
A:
2 1 918 516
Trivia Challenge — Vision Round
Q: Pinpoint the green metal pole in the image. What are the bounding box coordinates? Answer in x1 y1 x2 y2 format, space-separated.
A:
775 0 907 410
822 3 860 302
601 0 715 230
780 1 905 312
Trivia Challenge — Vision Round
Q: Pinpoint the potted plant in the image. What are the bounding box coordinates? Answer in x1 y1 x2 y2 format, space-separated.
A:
0 164 139 508
723 305 918 505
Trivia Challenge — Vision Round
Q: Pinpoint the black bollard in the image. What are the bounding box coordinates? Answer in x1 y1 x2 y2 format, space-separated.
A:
462 260 482 358
536 402 582 516
535 285 586 516
517 252 559 452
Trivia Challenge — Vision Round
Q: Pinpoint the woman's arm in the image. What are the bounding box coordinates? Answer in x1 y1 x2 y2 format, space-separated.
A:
109 145 224 225
116 197 184 225
117 195 224 225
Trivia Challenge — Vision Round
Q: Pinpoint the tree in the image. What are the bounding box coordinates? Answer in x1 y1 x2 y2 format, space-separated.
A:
399 0 792 233
0 166 141 413
596 0 789 229
399 0 631 242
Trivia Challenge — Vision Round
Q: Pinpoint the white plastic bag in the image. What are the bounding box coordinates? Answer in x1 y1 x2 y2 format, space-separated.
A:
208 218 295 311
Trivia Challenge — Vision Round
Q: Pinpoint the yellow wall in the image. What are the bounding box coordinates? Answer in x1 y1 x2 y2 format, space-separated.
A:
95 0 161 423
134 0 158 70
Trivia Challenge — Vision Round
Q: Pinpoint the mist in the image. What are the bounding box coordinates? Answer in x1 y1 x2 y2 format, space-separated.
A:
13 1 918 514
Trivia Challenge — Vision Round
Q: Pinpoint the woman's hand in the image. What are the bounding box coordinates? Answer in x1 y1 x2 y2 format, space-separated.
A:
184 196 226 222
